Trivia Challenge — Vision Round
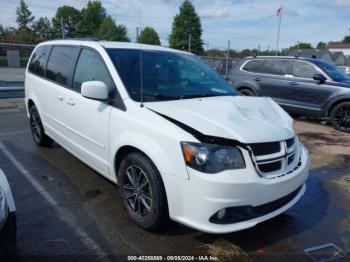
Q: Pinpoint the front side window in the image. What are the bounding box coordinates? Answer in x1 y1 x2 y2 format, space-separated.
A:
292 61 318 79
106 49 237 102
313 60 349 82
46 46 76 86
73 49 113 92
28 45 50 77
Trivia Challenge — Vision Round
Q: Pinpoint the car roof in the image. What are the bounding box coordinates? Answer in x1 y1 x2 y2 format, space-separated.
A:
36 39 191 55
244 56 323 63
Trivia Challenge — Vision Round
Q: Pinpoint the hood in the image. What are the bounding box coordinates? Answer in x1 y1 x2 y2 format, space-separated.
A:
146 96 294 144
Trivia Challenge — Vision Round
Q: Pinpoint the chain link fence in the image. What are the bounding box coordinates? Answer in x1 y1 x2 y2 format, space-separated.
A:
0 42 35 67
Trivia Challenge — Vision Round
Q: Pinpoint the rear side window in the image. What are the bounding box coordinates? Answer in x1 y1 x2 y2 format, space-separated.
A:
73 49 113 92
46 46 76 86
292 61 318 79
261 60 289 75
28 45 50 77
242 60 265 73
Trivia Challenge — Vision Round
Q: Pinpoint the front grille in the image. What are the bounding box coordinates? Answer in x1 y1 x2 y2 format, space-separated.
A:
209 186 303 224
248 136 300 178
258 161 282 173
248 142 280 156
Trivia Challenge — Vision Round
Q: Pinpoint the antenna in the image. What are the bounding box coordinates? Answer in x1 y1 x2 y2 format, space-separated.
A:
139 7 144 107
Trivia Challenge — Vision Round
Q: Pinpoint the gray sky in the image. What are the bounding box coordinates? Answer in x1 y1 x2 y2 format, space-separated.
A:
1 0 350 50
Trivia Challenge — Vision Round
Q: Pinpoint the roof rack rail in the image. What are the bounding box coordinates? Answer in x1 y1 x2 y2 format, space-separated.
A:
53 37 100 41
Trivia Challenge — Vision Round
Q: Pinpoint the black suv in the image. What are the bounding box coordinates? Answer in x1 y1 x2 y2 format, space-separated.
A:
229 56 350 132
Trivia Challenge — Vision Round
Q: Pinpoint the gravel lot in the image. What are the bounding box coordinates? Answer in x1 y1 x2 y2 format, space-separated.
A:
0 99 349 261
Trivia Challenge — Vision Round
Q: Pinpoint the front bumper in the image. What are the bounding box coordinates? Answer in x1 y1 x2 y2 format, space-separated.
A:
166 145 309 234
0 212 17 255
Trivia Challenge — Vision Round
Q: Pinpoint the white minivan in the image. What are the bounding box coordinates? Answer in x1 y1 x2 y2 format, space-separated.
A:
25 40 309 234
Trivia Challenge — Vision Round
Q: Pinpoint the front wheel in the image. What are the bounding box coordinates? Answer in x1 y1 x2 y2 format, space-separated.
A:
118 152 168 230
239 88 255 96
29 105 53 146
330 102 350 133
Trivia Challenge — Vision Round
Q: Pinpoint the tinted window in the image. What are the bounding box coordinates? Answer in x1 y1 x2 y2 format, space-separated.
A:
46 46 76 86
242 60 265 73
107 49 237 102
28 45 50 77
313 60 349 81
261 60 289 75
292 61 318 79
73 49 113 92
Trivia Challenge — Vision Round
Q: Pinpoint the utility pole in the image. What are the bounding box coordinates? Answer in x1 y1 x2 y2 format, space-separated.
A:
188 34 191 53
136 27 139 43
225 40 230 78
258 44 260 56
206 41 209 51
267 44 270 55
275 5 283 56
60 17 64 39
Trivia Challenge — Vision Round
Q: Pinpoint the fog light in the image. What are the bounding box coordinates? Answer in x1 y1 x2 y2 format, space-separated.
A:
217 208 226 220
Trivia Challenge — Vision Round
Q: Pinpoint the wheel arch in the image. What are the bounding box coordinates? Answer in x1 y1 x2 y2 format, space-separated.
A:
236 84 259 96
326 97 350 117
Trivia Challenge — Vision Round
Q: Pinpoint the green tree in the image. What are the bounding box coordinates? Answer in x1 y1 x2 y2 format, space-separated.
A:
78 1 106 37
289 42 313 50
99 16 129 41
16 0 34 30
32 17 52 40
52 6 81 38
138 27 160 45
316 41 327 49
341 35 350 43
169 0 203 54
0 25 4 40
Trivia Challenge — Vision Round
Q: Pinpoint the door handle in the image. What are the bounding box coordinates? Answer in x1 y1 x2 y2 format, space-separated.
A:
288 81 298 85
255 78 261 82
66 98 75 106
56 94 63 101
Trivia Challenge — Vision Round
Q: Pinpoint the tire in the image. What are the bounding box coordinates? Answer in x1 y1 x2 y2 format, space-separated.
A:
239 88 255 96
330 102 350 133
118 152 168 230
29 105 53 147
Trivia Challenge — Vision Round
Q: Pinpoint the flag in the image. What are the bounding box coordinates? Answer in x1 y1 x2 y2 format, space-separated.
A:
276 6 283 16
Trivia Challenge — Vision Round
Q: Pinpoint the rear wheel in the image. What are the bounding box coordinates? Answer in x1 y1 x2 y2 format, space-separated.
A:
330 102 350 133
29 105 53 146
239 88 255 96
118 152 168 230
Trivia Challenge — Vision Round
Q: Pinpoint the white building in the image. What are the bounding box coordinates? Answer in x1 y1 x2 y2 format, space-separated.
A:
328 43 350 56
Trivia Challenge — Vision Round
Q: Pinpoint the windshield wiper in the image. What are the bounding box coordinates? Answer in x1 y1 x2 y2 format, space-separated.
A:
131 91 182 100
181 93 234 99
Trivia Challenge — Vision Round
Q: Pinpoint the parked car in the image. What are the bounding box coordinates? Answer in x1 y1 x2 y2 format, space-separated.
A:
229 56 350 132
0 169 16 255
25 40 309 234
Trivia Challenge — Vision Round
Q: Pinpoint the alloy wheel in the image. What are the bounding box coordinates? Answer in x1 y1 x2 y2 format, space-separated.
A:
123 165 153 217
30 110 42 142
333 104 350 131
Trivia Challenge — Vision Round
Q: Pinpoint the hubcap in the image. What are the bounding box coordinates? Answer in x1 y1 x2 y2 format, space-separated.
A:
30 110 42 141
334 105 350 131
123 165 152 217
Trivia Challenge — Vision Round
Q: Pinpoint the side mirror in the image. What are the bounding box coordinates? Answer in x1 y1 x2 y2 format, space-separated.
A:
313 74 326 84
81 81 109 100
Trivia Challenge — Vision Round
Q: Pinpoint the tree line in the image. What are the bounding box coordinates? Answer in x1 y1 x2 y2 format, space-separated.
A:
1 0 350 57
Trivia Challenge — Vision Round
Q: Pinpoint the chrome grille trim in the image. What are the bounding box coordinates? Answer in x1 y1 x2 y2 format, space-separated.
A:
248 136 301 179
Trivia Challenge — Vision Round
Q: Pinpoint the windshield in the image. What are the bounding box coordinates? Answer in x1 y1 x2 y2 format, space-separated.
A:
106 49 237 102
313 60 350 81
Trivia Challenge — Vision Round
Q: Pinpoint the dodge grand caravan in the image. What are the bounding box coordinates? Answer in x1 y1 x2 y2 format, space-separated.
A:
25 40 309 234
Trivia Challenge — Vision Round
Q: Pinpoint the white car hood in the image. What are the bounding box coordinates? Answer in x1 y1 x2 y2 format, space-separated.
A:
146 96 294 144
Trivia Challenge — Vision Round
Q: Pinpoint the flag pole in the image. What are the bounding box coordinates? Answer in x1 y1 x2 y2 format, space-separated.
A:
275 5 282 56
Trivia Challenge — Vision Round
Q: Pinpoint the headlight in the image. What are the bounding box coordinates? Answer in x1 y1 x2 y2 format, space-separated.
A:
0 187 8 230
181 142 245 174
